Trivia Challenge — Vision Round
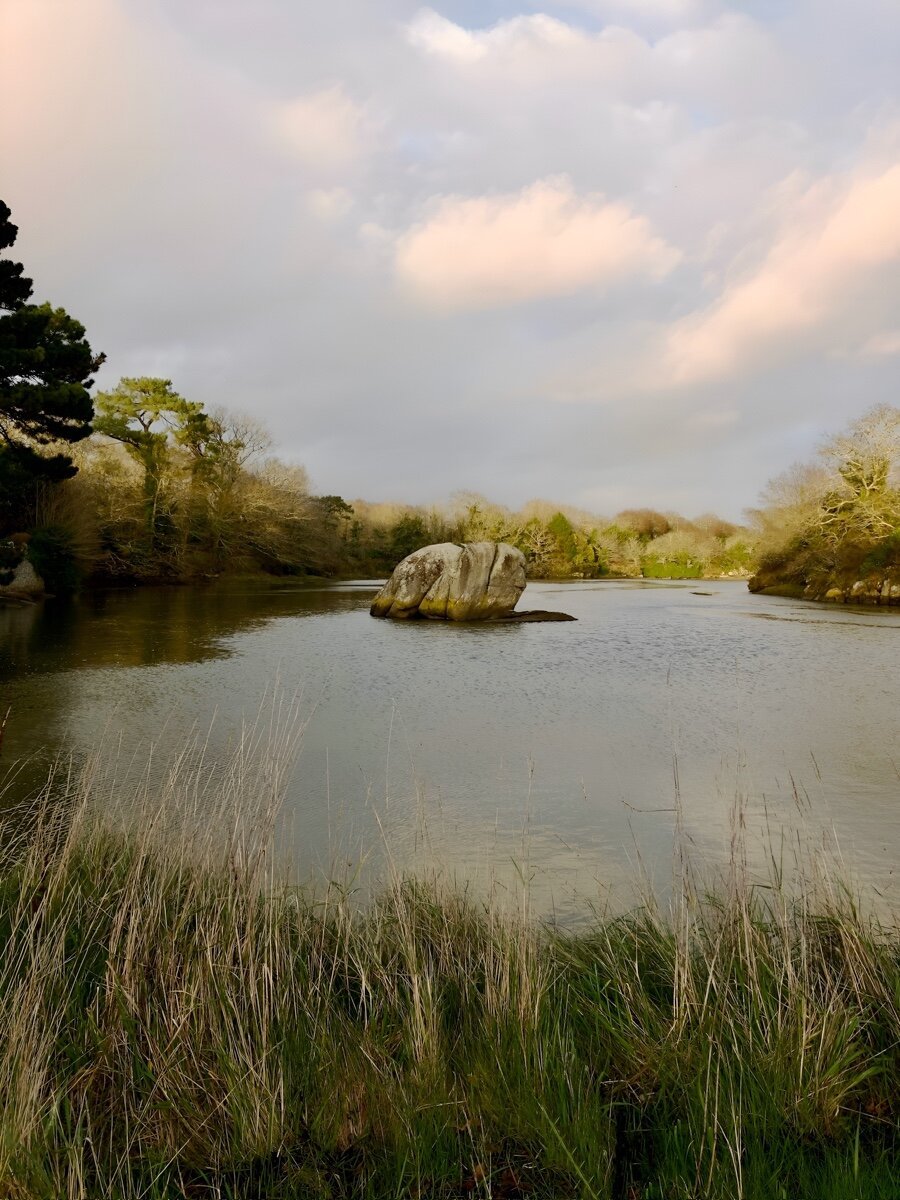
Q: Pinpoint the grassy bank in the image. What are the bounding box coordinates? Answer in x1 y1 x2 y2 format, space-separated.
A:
0 742 899 1198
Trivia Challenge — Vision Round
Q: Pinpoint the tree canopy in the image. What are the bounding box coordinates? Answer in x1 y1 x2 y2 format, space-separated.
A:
94 377 212 538
0 200 103 496
750 404 900 598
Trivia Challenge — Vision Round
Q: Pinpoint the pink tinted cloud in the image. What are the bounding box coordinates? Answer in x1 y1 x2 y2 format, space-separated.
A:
394 177 680 309
270 86 368 176
664 162 900 385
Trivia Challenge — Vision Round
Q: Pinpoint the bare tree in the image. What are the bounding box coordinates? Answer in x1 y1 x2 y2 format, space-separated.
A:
816 404 900 541
615 509 671 540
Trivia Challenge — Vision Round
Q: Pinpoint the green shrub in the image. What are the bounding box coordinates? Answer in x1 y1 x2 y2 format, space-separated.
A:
26 526 81 595
861 530 900 573
0 539 21 570
641 554 704 579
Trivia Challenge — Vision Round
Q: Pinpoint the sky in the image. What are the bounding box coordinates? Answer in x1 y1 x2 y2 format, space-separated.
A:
2 0 900 519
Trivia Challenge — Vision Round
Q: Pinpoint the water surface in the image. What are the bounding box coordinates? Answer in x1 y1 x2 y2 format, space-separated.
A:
2 580 898 916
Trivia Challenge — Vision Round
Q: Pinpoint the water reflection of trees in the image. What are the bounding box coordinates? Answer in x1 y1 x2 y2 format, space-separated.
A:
0 584 374 810
1 584 374 676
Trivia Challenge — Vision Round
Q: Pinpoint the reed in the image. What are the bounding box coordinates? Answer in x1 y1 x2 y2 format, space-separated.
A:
0 716 898 1198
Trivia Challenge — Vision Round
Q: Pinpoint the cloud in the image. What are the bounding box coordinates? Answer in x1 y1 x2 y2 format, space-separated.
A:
306 188 354 223
404 7 785 115
393 177 680 309
406 10 585 66
663 161 900 385
3 0 900 514
610 0 706 16
860 330 900 358
270 86 368 174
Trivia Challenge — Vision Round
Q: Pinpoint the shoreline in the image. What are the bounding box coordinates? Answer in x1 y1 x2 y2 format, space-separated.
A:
750 580 900 607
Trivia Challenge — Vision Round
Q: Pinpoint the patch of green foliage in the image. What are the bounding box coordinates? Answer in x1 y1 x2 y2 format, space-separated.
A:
0 199 103 529
641 554 704 579
860 530 900 573
0 539 20 571
26 526 82 595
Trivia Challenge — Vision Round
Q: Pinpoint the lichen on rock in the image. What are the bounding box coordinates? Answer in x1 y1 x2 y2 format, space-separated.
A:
371 542 527 621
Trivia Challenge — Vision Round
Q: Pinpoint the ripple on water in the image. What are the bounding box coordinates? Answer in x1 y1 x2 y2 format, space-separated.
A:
1 579 899 915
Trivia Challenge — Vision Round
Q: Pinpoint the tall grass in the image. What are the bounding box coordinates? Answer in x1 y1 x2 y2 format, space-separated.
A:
0 712 898 1198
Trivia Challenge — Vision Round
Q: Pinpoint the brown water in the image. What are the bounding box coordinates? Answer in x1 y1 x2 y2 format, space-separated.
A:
1 579 898 917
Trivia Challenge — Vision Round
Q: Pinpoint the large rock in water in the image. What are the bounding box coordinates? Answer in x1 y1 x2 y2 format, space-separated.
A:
371 542 527 621
0 559 44 600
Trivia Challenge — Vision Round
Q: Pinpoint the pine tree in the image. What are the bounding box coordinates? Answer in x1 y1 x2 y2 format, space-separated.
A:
0 200 104 505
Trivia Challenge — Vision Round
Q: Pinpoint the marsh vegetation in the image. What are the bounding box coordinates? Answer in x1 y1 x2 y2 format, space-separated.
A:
1 718 899 1200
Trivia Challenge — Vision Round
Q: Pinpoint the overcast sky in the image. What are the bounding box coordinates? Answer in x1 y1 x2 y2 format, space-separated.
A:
2 0 900 518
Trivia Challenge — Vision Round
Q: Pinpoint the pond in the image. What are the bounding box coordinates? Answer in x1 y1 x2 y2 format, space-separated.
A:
1 579 899 917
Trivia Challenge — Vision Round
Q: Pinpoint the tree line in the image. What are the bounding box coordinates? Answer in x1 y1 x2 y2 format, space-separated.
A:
360 498 753 582
749 404 900 601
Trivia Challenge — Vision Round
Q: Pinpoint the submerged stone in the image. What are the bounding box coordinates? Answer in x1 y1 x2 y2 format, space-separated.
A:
501 609 577 622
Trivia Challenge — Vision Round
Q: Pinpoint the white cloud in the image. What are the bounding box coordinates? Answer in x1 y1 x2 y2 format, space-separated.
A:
306 187 354 223
393 177 680 309
270 86 367 174
663 161 900 385
405 9 489 63
860 330 900 358
404 8 784 114
406 10 586 66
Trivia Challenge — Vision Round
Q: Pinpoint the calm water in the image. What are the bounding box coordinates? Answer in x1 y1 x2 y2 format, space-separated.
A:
1 580 899 916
